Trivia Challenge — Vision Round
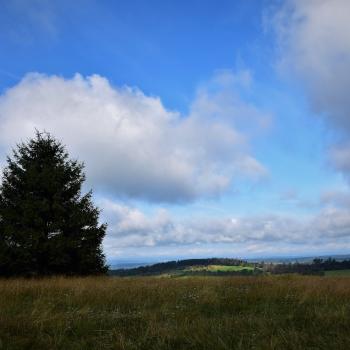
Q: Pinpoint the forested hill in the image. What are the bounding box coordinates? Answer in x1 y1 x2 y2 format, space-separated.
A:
109 257 350 277
109 258 259 276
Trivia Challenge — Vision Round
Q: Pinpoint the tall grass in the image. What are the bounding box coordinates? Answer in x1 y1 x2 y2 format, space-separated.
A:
1 275 350 349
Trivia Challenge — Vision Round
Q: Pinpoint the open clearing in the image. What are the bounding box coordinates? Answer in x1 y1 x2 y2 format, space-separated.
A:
1 276 350 349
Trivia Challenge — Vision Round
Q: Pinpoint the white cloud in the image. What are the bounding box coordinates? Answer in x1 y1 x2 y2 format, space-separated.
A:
270 0 350 178
101 198 350 255
0 72 267 202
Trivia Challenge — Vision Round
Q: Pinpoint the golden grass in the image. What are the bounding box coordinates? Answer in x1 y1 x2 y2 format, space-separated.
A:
1 275 350 349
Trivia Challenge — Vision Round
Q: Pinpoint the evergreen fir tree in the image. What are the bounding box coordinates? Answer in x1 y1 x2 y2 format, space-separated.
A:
0 131 107 276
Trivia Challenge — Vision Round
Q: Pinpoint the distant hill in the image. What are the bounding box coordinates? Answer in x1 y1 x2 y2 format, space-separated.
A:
248 254 350 264
109 258 263 277
108 254 350 270
108 255 350 277
109 262 152 270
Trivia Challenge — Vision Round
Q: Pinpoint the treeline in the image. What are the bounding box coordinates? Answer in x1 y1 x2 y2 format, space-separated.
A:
109 258 255 276
109 257 350 277
266 258 350 275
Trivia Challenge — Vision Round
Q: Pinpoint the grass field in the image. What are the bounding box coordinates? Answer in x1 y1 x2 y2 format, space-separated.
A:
185 264 256 272
1 276 350 349
325 269 350 277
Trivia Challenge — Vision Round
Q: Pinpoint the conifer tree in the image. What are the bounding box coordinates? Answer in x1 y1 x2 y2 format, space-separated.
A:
0 131 107 276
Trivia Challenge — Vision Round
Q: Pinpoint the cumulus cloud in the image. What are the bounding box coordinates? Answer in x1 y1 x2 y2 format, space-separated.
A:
101 198 350 255
270 0 350 178
0 72 267 202
272 0 350 126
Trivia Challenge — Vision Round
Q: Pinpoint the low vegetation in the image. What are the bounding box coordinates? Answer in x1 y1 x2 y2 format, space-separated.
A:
1 275 350 349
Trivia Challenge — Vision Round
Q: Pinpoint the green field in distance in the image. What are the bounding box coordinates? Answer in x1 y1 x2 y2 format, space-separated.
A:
185 264 256 272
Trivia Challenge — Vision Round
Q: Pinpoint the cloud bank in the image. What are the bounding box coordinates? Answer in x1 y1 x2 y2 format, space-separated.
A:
101 197 350 253
0 72 266 202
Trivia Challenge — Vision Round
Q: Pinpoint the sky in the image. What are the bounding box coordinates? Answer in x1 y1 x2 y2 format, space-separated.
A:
1 0 350 263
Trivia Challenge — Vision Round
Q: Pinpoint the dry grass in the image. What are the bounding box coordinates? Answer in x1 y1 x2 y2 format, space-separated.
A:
1 275 350 349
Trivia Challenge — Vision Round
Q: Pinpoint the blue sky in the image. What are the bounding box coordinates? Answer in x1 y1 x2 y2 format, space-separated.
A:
1 0 350 262
0 0 268 108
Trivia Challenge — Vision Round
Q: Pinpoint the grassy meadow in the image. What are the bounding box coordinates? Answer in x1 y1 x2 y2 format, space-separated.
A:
185 264 256 272
1 275 350 349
